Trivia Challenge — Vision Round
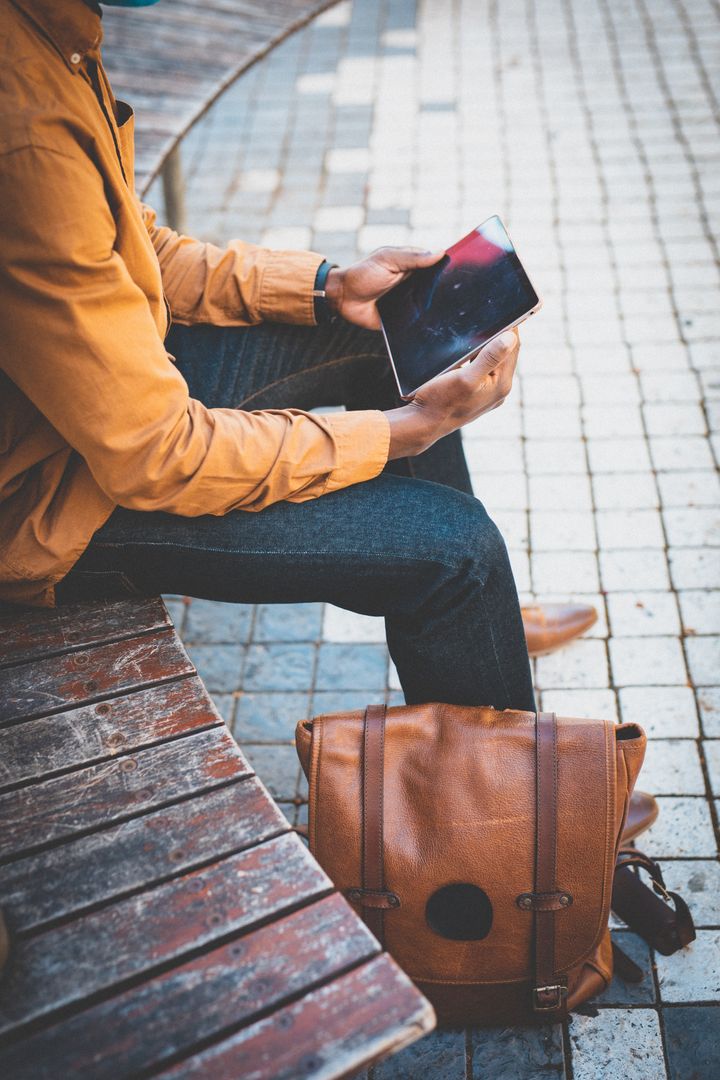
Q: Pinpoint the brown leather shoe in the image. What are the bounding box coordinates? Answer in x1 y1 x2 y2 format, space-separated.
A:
522 603 598 657
621 790 659 844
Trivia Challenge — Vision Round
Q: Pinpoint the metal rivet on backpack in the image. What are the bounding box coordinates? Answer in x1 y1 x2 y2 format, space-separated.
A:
517 895 532 910
389 895 400 908
560 893 572 907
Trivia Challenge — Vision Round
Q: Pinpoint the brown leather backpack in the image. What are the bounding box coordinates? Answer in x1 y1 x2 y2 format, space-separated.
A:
296 703 650 1025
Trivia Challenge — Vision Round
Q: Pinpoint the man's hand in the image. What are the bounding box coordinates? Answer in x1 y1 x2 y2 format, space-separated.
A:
386 329 520 459
325 247 445 329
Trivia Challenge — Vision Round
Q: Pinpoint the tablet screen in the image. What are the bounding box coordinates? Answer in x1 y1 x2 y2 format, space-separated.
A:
377 215 540 397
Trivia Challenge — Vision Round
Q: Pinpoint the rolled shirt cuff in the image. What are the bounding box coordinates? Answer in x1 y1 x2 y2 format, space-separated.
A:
321 410 392 494
259 249 326 325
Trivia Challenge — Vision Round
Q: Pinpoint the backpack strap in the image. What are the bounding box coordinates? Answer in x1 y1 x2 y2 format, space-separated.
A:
612 848 696 955
345 704 400 942
532 711 568 1014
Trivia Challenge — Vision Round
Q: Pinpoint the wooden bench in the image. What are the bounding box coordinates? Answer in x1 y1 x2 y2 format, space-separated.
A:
102 0 342 229
0 598 434 1076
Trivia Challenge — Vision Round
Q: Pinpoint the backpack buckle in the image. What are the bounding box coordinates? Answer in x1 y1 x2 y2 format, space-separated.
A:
533 983 568 1011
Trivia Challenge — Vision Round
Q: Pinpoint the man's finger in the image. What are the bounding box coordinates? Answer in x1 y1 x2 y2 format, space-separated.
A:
377 247 447 272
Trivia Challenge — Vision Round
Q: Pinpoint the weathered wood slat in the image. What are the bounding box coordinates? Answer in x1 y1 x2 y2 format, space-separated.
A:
0 894 377 1079
0 598 170 670
0 679 222 792
0 777 284 934
0 833 329 1035
0 630 194 725
157 954 436 1080
0 726 248 861
101 0 338 193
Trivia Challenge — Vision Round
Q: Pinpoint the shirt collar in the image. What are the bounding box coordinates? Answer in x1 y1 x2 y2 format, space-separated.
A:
12 0 103 73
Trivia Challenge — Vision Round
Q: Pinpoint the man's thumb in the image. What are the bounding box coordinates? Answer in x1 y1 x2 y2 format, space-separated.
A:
472 330 516 375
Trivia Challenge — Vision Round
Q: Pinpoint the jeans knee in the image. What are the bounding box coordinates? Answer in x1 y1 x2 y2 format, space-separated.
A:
420 489 510 593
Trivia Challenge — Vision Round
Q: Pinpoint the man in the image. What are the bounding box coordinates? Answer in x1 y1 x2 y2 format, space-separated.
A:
0 0 597 712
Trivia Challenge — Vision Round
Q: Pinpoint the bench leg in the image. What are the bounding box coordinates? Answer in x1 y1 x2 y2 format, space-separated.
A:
161 145 187 234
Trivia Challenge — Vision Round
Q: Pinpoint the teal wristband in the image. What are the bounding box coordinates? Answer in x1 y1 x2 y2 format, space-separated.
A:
312 260 338 323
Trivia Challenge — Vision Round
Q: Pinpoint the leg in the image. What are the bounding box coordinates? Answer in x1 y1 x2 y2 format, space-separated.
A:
57 473 535 711
168 319 473 495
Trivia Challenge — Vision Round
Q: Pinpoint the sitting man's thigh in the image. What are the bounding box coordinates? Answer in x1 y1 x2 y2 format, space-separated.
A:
58 474 504 611
167 318 393 413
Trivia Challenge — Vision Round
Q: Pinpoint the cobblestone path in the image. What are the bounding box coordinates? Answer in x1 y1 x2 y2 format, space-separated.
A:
148 1 720 1075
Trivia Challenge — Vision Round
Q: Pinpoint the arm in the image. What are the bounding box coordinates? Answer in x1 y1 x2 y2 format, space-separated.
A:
140 202 324 327
0 146 390 515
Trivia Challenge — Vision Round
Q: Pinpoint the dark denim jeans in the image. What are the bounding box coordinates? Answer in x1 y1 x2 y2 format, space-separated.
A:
58 319 535 710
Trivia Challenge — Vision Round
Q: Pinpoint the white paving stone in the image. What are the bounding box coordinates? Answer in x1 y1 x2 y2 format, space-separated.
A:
595 509 665 550
532 551 600 594
525 439 588 475
600 549 671 592
530 510 596 551
698 687 720 737
618 686 699 738
640 739 706 795
670 548 720 590
540 687 618 721
663 507 720 548
536 638 609 690
657 470 720 508
656 931 720 1002
592 472 658 510
607 592 681 637
609 636 687 687
322 606 386 644
686 636 720 686
325 147 371 173
586 438 653 473
313 205 364 231
642 797 717 858
568 1010 666 1080
704 739 720 797
679 591 720 636
528 474 593 512
662 860 720 926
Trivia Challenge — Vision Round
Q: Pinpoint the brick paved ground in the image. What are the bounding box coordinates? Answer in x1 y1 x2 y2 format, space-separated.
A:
149 0 720 1075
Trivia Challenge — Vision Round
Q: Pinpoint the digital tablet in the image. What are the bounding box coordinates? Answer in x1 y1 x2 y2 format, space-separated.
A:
377 215 542 398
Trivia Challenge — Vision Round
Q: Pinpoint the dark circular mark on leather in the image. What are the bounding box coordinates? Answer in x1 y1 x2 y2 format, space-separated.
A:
425 883 493 941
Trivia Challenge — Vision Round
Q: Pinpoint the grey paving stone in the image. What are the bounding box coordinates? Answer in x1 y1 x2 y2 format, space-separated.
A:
568 1010 665 1080
243 644 315 691
244 744 301 800
372 1029 466 1079
162 598 186 632
210 693 236 726
253 603 323 643
596 932 656 1005
663 1005 720 1080
366 208 411 225
186 645 245 693
315 644 389 690
470 1024 565 1078
275 801 296 826
234 691 309 741
311 690 385 715
322 175 369 205
183 599 253 644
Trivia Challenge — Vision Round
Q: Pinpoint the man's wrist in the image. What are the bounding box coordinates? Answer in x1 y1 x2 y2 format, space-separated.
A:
324 266 344 315
385 404 441 460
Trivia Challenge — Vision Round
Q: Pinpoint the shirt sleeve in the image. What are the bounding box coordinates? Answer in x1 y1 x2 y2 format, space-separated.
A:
0 145 391 516
140 201 325 327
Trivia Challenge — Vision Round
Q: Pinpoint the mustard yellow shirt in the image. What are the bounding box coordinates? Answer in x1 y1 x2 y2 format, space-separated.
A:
0 0 390 607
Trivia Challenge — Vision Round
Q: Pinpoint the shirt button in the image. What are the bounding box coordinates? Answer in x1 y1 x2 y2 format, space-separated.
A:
70 52 82 64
